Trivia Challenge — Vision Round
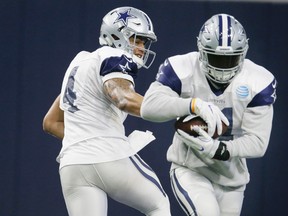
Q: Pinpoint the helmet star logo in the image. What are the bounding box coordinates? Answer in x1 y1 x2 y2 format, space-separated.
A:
201 25 210 34
114 9 137 26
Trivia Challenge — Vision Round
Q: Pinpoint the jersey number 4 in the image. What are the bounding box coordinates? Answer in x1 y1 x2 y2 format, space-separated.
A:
63 66 80 113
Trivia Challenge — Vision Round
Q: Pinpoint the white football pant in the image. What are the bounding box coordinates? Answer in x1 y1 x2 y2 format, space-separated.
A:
60 155 171 216
170 166 244 216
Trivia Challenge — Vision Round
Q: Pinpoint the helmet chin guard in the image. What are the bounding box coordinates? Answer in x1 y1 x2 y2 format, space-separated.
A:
99 7 157 69
197 14 249 84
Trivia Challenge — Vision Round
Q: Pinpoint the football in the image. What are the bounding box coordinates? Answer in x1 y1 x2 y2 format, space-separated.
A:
174 115 228 139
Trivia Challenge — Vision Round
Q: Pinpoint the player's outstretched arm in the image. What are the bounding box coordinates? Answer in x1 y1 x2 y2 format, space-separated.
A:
141 82 192 122
103 78 143 117
43 95 64 140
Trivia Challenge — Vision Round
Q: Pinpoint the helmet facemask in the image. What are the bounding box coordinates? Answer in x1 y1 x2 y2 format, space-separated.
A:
198 44 248 84
126 33 156 69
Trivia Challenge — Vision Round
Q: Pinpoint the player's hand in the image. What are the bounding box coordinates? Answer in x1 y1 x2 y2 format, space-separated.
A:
176 126 230 160
191 98 229 137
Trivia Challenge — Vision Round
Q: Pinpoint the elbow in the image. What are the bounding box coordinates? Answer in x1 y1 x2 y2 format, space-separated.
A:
254 136 269 158
251 150 266 158
250 140 268 158
255 145 267 158
42 116 52 134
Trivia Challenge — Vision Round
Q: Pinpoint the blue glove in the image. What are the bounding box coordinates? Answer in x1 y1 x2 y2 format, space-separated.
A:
176 126 230 160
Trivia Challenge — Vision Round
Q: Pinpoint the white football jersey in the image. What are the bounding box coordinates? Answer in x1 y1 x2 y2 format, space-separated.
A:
58 46 140 169
141 51 277 187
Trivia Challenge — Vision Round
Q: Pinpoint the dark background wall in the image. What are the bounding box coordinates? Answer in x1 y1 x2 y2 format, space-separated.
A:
1 0 287 215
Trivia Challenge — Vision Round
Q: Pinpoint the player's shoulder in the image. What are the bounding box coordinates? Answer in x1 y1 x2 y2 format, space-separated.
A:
65 51 93 71
239 59 275 88
96 46 126 59
167 52 199 78
71 51 92 62
234 59 277 107
95 46 137 67
243 59 274 80
168 52 198 67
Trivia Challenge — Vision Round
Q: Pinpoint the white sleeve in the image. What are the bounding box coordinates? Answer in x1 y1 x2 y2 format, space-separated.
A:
226 105 274 158
140 81 192 122
102 72 135 86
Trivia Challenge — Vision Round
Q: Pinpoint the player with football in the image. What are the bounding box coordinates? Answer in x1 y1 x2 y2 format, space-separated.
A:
141 13 277 216
43 6 171 216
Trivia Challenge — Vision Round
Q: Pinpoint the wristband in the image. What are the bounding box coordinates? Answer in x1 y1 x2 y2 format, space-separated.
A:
213 142 230 161
191 98 197 113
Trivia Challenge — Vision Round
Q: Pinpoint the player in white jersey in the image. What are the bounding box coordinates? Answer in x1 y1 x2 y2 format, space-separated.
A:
43 7 171 216
141 14 277 216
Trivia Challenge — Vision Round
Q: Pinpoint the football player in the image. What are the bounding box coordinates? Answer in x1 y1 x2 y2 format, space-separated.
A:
43 7 171 216
141 13 277 216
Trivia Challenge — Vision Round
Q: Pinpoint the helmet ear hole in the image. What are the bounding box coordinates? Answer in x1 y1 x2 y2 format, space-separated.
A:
111 34 119 40
101 34 114 46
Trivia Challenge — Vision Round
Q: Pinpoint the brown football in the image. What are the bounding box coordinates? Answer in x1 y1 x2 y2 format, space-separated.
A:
174 115 228 139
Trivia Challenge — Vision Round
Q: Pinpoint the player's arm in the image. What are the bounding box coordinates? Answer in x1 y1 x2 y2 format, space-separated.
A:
176 105 274 161
103 78 143 117
225 77 276 158
43 95 64 140
142 58 228 136
225 105 273 158
141 81 192 122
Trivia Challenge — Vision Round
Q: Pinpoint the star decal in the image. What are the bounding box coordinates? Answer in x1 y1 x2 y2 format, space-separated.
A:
113 9 137 26
156 70 164 80
271 79 277 102
119 62 131 73
201 24 210 34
